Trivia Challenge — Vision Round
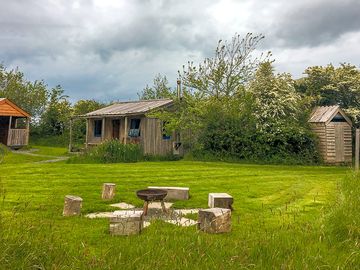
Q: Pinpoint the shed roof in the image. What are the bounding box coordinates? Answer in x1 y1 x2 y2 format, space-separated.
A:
0 98 30 117
309 105 352 125
84 99 174 117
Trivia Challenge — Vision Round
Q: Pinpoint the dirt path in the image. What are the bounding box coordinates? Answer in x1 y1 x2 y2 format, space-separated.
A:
11 149 69 163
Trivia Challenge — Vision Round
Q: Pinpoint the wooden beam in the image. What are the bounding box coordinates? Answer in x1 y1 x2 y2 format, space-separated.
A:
124 116 128 144
85 118 89 148
355 129 359 171
68 118 73 152
25 117 30 145
7 116 12 146
101 117 105 141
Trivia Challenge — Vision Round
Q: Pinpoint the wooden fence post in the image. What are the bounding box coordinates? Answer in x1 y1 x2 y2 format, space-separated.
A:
355 129 359 171
68 118 73 153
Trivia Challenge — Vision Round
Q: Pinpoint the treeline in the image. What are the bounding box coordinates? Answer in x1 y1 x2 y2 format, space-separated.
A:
1 33 360 162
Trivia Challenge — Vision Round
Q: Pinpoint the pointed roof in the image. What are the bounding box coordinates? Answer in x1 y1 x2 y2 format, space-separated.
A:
309 105 352 125
0 98 30 117
84 99 174 117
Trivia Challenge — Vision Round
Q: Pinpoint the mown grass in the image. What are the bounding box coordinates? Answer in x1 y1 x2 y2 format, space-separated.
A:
0 158 358 269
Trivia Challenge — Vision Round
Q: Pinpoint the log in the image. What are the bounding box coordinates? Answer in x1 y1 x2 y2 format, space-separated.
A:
102 183 116 200
208 193 233 210
198 208 231 233
63 195 83 216
110 211 143 236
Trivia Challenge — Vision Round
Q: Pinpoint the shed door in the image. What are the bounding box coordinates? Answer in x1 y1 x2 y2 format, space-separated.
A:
334 124 345 163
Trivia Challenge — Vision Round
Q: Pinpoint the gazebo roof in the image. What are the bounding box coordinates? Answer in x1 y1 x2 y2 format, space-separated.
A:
0 98 30 117
309 105 351 125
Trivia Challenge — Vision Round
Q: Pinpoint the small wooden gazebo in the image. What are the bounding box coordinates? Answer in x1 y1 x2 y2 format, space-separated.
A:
309 105 352 164
0 98 30 148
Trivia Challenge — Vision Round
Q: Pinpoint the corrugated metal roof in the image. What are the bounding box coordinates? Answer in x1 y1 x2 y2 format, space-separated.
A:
85 99 174 117
309 105 340 123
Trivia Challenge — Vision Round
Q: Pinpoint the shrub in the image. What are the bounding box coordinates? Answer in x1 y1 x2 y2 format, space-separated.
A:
67 140 142 163
0 144 9 164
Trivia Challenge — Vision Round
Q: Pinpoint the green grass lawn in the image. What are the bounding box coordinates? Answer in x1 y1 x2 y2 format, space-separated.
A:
0 156 358 269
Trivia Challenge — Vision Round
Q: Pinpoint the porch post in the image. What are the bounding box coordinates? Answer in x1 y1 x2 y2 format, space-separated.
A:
26 117 30 145
7 116 12 146
68 118 73 152
101 117 105 141
355 129 359 171
124 116 128 144
85 118 89 148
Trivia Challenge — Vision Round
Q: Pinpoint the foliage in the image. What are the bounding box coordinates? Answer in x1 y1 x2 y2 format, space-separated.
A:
138 74 176 100
296 63 360 125
0 144 9 164
39 85 72 136
179 33 269 98
0 65 48 118
68 140 142 163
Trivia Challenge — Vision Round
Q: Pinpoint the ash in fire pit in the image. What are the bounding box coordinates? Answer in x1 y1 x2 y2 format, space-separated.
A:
136 188 168 215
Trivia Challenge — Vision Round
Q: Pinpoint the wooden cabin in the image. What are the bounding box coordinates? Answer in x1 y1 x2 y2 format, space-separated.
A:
77 99 181 156
309 105 352 164
0 98 30 148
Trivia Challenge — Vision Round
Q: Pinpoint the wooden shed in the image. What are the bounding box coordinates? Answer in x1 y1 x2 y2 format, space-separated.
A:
0 98 30 148
309 105 352 164
74 99 182 156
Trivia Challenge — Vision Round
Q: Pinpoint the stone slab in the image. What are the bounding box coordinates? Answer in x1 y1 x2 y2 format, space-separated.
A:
110 202 136 209
148 202 173 210
86 212 115 219
148 186 189 200
173 209 199 216
208 193 233 209
165 217 197 227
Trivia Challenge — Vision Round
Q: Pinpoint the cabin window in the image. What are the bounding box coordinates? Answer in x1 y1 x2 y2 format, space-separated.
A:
94 119 102 137
162 121 171 140
331 113 347 123
14 118 27 129
128 118 141 137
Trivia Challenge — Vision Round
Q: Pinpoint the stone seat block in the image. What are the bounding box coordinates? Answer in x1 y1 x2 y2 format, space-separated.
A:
198 208 231 233
208 193 233 209
148 186 189 200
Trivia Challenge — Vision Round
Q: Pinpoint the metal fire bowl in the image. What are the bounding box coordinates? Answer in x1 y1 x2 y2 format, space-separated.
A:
136 189 167 201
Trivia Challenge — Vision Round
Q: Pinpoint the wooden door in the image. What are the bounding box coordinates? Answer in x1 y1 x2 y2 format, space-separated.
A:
112 119 120 140
334 124 345 163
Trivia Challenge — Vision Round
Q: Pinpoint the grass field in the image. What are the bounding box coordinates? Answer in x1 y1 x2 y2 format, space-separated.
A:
0 148 359 269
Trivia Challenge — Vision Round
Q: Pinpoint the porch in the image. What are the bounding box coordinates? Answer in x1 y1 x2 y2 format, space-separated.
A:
0 116 30 147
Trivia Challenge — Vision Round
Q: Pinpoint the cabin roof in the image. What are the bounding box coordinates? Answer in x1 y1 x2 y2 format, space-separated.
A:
0 98 30 117
309 105 352 125
84 99 174 117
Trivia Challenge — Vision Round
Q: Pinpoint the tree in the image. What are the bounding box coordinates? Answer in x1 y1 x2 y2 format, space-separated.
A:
0 65 48 118
179 33 269 98
138 74 175 100
248 61 302 130
40 85 72 136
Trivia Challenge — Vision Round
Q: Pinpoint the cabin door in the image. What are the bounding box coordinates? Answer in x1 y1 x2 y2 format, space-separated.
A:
112 119 120 140
334 124 345 163
0 116 10 145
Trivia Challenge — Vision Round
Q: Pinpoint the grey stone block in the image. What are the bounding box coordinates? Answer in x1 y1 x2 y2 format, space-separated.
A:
109 211 143 236
148 186 189 200
208 193 233 209
198 208 231 233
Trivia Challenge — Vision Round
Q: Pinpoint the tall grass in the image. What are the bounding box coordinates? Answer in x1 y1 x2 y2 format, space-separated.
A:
68 140 143 163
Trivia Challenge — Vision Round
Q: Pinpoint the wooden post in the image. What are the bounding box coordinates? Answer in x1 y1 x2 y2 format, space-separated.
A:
355 129 359 171
124 116 128 144
7 116 12 146
101 117 105 142
25 117 30 145
85 118 89 148
102 183 116 200
63 195 83 216
68 118 73 152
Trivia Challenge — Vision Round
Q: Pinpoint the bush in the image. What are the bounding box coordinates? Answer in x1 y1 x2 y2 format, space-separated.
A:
67 140 142 164
0 144 9 164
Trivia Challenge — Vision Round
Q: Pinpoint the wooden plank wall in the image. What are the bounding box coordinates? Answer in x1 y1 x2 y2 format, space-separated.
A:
310 123 327 161
142 118 174 156
8 129 27 146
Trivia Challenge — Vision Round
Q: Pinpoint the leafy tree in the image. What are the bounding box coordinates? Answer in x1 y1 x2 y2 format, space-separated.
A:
40 85 72 136
138 74 175 100
179 33 269 98
0 65 48 118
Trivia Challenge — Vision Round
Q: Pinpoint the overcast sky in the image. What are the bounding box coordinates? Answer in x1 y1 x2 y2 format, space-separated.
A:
1 0 360 102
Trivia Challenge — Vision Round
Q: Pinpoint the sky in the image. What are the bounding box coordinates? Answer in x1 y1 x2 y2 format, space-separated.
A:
1 0 360 102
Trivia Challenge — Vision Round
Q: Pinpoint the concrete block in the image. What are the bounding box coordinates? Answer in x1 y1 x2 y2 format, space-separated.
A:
63 195 83 216
198 208 231 233
148 186 189 200
208 193 233 209
102 183 116 200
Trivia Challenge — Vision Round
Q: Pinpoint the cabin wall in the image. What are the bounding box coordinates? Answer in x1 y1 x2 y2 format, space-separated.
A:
0 116 10 145
142 118 174 156
325 122 352 164
310 123 327 161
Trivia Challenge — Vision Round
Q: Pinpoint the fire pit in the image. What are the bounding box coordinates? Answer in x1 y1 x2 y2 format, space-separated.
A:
136 189 168 215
